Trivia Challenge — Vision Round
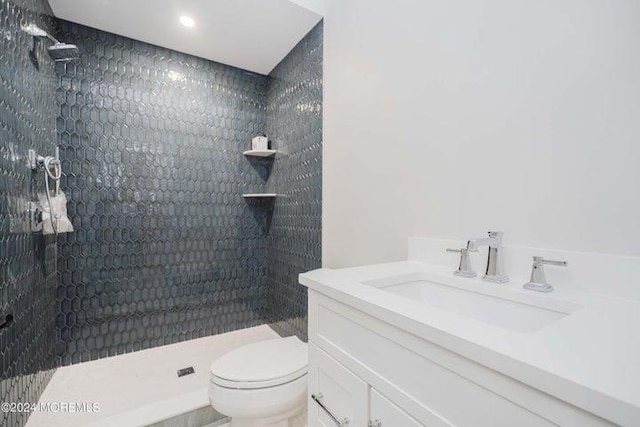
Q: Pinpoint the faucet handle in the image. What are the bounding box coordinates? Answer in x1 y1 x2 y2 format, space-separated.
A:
446 248 464 253
524 256 567 293
532 256 568 267
446 247 477 278
446 247 477 254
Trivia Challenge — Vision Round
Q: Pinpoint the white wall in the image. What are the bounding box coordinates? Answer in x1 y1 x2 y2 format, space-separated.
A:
323 0 640 268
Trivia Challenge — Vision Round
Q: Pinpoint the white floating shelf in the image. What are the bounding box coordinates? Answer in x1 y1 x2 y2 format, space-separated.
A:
243 149 276 158
243 193 277 198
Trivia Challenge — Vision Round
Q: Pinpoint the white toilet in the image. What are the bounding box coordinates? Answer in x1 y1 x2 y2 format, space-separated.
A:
208 336 308 427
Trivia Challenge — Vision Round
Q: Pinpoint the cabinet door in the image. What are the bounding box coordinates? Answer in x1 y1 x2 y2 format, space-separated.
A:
308 343 368 427
370 389 424 427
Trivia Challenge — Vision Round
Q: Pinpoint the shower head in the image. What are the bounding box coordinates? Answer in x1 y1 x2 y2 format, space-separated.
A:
48 43 80 62
22 23 79 62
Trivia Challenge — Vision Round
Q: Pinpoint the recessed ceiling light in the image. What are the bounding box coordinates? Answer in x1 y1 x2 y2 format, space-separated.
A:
179 16 195 28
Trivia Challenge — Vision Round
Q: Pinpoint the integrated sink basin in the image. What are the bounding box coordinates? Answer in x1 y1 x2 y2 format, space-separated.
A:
363 273 582 333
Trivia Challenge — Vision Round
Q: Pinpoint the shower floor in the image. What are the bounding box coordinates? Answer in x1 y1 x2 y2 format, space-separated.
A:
25 325 280 427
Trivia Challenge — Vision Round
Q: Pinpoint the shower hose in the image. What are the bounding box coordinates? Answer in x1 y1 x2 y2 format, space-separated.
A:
43 156 61 235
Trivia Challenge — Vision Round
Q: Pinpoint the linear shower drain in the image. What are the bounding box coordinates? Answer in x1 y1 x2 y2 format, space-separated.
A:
177 367 195 377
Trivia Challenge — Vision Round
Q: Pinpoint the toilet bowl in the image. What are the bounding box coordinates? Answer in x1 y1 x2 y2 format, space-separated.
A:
208 336 308 427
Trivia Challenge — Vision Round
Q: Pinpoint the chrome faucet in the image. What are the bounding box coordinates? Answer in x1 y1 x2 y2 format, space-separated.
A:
467 231 509 283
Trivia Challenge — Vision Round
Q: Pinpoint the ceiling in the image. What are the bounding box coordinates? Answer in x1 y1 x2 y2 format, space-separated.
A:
47 0 323 75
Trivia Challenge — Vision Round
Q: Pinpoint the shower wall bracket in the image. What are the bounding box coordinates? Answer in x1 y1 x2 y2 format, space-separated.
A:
28 148 47 170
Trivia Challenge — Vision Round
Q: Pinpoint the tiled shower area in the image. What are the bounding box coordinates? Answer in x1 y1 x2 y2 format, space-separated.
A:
0 0 322 425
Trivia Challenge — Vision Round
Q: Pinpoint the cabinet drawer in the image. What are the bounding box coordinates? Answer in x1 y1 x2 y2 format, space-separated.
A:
371 389 423 427
308 343 368 427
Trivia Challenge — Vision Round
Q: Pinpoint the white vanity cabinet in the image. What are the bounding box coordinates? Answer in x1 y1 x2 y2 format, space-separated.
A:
309 343 421 427
306 290 617 427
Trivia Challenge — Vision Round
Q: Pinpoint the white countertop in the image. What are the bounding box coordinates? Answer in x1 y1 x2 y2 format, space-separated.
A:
300 260 640 426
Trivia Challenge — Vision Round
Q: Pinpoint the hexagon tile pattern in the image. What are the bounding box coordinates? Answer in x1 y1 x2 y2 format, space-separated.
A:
55 21 273 365
265 22 323 341
0 1 59 427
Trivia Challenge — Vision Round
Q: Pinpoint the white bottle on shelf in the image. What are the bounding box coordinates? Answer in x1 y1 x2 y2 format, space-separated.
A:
251 135 268 151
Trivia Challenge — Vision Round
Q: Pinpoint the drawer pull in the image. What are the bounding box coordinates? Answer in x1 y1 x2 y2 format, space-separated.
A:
311 393 349 426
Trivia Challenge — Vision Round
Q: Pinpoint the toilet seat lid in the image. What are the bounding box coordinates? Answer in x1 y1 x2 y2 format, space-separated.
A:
210 336 308 389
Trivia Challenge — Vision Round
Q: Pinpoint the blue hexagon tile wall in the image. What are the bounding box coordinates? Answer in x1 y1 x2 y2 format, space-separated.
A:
53 18 323 365
265 22 323 340
54 20 273 365
0 1 59 427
